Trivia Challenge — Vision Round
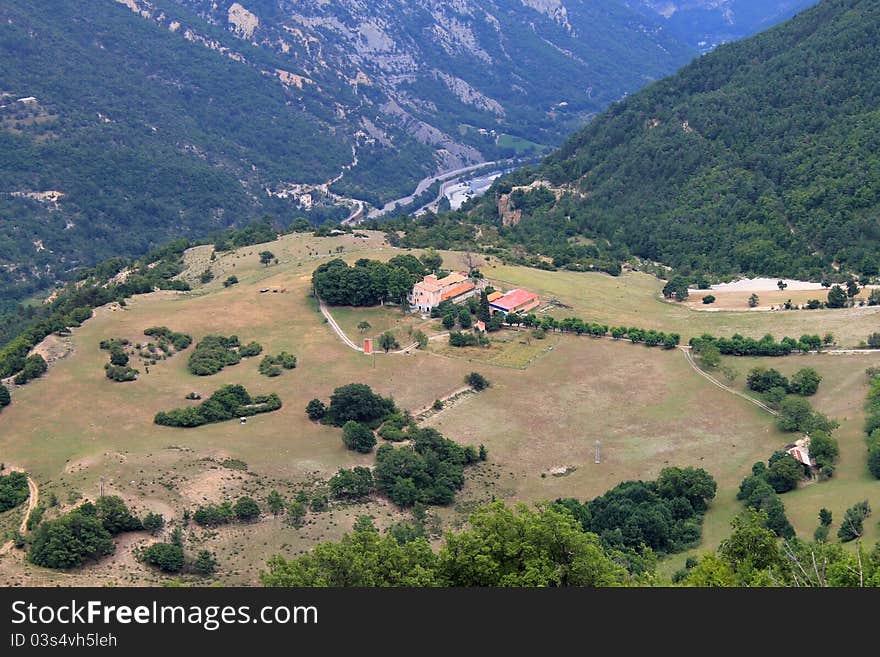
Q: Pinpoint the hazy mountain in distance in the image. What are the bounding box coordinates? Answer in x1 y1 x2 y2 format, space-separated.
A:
626 0 820 50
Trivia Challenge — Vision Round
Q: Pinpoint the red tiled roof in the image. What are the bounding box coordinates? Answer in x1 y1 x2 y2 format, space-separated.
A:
487 291 504 302
490 288 538 311
441 281 476 301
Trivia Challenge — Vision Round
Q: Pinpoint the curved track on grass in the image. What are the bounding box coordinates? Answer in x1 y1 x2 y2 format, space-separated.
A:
318 299 419 354
0 469 39 555
680 347 778 416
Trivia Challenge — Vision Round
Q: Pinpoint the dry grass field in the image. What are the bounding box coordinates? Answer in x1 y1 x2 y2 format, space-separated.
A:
468 259 880 348
1 231 878 585
681 287 877 312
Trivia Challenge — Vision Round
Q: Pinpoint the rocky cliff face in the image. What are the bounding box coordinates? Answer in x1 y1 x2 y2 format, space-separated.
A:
145 0 696 174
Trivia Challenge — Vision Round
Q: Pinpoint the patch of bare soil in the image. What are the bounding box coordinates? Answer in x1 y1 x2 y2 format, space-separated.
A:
29 333 74 366
179 468 243 505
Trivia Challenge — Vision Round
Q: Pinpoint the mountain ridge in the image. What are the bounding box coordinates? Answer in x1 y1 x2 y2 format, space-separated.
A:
463 0 880 280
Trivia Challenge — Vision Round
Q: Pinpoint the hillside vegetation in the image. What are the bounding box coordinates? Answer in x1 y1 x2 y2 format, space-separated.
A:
463 0 880 280
0 0 700 307
0 0 355 306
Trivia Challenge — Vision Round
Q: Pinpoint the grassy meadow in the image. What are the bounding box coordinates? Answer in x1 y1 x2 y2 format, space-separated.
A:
1 231 878 585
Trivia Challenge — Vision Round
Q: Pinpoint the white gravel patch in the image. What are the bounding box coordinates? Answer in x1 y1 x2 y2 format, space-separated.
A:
693 277 825 293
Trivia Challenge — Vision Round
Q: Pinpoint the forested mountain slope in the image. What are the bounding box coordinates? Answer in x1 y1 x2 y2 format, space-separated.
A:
466 0 880 280
0 0 696 305
0 0 356 307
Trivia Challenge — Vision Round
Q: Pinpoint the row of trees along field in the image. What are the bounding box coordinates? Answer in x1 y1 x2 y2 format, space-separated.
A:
154 384 281 428
864 368 880 479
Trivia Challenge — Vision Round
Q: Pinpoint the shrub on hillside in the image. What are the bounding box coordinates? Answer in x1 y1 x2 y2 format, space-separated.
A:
259 352 297 377
0 471 29 512
323 383 396 427
187 335 261 376
154 384 281 428
465 372 490 391
141 542 185 573
341 421 377 454
28 504 115 569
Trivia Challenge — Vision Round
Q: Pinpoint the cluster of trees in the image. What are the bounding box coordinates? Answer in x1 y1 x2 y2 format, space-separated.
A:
312 382 485 509
865 370 880 479
810 500 873 544
143 326 192 352
312 256 426 306
28 496 142 569
258 352 297 377
746 367 822 397
0 383 9 410
373 427 483 507
691 332 829 357
139 527 217 576
0 471 29 512
0 240 191 386
11 353 47 386
378 412 418 442
154 384 281 428
99 338 138 382
187 335 262 376
192 496 263 527
681 508 880 587
260 501 880 588
555 467 717 557
449 331 490 348
736 458 801 538
775 396 839 438
329 467 375 501
261 501 632 587
308 383 398 428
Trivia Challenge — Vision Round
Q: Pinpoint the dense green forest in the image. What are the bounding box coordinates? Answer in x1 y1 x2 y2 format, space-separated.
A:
261 484 880 587
455 0 880 280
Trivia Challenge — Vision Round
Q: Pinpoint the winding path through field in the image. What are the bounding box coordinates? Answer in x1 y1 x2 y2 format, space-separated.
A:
679 346 779 416
0 468 39 555
318 295 873 417
318 299 418 354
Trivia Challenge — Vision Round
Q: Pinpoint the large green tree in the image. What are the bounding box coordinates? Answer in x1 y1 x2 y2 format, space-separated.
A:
341 421 377 454
325 383 396 427
29 508 115 569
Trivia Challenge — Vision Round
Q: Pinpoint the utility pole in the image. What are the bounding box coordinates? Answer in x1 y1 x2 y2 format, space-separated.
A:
99 475 105 498
595 440 601 465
